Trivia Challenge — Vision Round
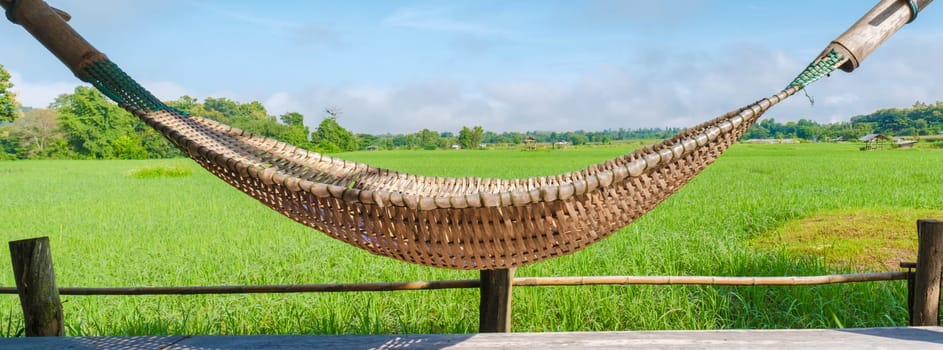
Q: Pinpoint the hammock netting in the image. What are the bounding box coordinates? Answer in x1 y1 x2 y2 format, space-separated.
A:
82 54 838 270
4 0 923 270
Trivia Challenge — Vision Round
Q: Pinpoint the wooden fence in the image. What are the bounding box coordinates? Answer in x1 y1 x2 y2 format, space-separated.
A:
4 219 942 336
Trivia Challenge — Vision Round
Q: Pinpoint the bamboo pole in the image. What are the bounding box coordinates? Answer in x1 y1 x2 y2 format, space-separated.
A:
0 272 907 296
824 0 934 72
9 237 64 336
912 219 943 326
0 279 481 295
512 272 908 287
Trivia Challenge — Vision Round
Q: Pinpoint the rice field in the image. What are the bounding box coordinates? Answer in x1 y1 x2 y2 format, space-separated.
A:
1 142 941 336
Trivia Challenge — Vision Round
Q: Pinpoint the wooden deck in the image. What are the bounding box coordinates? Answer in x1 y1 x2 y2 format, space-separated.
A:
2 327 942 349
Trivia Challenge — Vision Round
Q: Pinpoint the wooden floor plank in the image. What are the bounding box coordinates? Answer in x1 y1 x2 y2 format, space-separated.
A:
1 327 941 349
1 335 186 349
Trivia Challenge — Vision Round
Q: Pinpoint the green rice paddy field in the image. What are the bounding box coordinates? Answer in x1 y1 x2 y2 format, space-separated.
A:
1 142 942 336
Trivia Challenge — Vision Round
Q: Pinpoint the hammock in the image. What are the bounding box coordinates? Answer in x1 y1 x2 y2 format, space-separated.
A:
3 0 928 270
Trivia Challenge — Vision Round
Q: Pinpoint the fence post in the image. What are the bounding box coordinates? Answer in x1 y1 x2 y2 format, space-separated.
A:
912 219 943 326
901 262 917 325
9 237 64 336
479 268 514 332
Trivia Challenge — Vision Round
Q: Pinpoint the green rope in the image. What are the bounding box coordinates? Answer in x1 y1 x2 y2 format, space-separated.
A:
787 49 844 89
82 60 179 114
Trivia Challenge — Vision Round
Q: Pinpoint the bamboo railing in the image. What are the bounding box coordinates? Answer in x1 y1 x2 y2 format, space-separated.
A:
0 271 910 296
4 218 942 335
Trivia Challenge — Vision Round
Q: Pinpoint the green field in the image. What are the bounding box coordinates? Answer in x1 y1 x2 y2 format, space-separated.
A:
1 143 942 336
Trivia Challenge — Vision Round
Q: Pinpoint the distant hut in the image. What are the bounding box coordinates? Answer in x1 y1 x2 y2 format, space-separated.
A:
858 133 889 150
893 137 917 149
523 136 537 150
897 140 917 149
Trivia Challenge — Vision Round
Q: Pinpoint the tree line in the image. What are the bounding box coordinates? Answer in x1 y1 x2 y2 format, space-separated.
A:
3 64 942 160
741 101 943 141
0 85 357 160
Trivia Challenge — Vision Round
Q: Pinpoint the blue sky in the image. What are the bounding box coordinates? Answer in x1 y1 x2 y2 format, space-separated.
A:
2 1 942 134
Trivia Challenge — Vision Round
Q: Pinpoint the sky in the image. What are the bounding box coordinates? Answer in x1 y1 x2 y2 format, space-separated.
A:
2 0 942 134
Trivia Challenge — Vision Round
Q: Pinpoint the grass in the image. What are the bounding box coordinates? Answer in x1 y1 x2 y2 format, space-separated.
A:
752 208 942 270
0 143 941 335
128 166 193 179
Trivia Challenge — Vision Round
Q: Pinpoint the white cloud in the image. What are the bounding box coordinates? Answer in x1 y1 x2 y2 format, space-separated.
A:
256 34 942 135
8 71 77 108
263 91 300 117
9 70 190 108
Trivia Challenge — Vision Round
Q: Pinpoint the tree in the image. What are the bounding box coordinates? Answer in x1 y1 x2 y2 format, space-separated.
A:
415 128 441 150
279 112 311 148
201 97 240 123
913 118 929 136
357 133 382 150
139 126 181 158
280 111 304 126
0 123 20 159
55 86 133 158
9 108 68 159
310 109 358 153
166 95 199 115
168 95 307 151
54 86 173 159
568 133 588 145
0 64 20 123
458 126 484 149
743 123 770 139
795 119 819 141
853 122 874 138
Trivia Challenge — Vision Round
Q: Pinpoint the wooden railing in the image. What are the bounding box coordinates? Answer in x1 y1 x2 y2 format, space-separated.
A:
4 219 942 336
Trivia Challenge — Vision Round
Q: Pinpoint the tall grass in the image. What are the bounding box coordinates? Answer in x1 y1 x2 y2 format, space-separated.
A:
0 143 940 335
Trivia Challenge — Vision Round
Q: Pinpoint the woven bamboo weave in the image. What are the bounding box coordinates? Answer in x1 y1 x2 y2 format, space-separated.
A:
124 86 799 269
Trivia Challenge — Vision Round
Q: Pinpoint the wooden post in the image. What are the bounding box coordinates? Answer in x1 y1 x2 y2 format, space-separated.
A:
912 219 943 326
9 237 64 336
901 262 917 325
479 268 514 332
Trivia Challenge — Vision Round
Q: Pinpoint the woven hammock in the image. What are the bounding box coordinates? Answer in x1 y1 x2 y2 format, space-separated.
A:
3 0 926 269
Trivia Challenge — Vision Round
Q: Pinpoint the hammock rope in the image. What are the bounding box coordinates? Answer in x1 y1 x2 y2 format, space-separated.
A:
2 0 926 269
788 49 844 89
85 60 175 114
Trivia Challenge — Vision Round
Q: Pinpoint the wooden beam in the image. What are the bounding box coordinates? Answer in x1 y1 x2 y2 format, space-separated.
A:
912 219 943 326
479 268 514 333
9 237 64 336
1 0 105 79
